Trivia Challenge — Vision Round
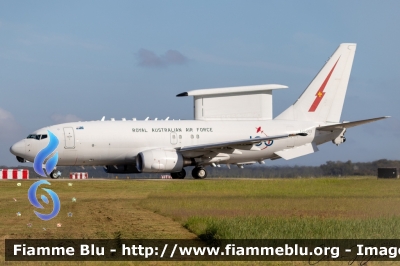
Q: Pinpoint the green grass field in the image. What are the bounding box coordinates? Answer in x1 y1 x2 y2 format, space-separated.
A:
1 176 400 265
140 177 400 239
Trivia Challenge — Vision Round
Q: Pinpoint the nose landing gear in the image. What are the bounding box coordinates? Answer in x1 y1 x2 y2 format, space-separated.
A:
49 170 61 179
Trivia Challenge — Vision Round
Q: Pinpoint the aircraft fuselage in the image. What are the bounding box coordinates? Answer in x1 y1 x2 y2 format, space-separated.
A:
10 120 336 166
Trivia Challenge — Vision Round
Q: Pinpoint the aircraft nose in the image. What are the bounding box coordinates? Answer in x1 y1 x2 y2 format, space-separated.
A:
10 140 25 156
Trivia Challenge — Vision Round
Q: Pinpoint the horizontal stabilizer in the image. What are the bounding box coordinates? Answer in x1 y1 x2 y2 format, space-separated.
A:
317 116 390 131
274 142 319 160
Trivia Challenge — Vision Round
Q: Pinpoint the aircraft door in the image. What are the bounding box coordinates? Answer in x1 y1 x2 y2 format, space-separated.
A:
63 127 75 149
170 132 178 145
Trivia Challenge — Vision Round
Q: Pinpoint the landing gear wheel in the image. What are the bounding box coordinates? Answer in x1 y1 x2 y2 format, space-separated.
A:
49 170 59 179
171 169 186 179
192 167 207 179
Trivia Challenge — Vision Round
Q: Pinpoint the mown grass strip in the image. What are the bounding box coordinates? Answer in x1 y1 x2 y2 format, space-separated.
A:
184 216 400 239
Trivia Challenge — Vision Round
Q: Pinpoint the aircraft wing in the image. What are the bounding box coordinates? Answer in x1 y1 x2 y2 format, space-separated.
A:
316 116 390 131
176 133 307 152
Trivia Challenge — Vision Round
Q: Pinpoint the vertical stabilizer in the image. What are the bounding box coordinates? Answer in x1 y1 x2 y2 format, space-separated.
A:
276 43 356 123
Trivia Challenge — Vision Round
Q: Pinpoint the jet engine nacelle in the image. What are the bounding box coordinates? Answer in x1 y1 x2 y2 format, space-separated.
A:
136 149 184 173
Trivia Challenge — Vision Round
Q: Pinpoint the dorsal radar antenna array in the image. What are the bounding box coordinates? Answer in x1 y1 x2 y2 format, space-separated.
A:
99 116 172 121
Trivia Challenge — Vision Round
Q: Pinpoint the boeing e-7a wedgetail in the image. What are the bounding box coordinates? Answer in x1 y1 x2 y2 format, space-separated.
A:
10 43 389 179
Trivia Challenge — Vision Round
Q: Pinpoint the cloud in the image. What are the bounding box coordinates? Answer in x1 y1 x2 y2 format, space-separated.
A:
0 108 13 121
136 49 189 68
0 107 21 139
163 50 188 65
50 114 82 123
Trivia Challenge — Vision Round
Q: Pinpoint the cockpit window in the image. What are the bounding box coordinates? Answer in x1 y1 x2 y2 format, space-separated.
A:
26 134 48 140
27 134 37 139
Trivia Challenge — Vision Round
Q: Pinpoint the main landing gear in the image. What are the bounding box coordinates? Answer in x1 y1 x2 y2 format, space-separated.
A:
171 169 186 179
192 167 207 179
170 167 208 179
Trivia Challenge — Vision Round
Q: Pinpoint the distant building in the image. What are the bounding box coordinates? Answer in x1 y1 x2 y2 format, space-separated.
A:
377 168 399 178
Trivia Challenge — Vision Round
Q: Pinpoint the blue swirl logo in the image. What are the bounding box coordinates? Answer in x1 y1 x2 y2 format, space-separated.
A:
250 136 274 150
33 130 59 177
28 180 60 221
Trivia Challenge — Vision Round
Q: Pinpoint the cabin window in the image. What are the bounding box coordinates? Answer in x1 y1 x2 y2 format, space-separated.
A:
196 135 199 139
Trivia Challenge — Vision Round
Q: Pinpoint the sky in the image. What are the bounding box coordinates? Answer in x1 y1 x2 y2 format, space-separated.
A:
0 1 399 167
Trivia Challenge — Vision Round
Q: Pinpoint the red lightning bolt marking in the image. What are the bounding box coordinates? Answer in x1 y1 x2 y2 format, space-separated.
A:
308 57 340 112
256 127 262 133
